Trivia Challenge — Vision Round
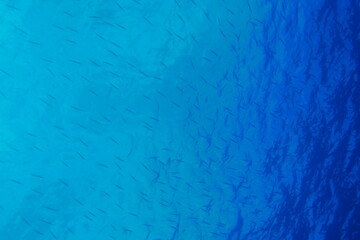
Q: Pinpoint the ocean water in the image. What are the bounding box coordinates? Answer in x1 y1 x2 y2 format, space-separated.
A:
0 0 359 239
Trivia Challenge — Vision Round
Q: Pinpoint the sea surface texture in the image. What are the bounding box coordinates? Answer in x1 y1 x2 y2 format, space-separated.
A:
0 0 359 239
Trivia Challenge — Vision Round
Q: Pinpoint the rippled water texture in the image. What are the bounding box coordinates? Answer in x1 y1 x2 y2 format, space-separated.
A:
0 0 359 239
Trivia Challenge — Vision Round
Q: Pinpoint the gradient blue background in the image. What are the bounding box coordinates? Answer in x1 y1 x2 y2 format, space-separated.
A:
0 0 359 239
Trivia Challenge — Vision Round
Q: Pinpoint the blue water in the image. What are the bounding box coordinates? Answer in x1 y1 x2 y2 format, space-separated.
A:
0 0 359 239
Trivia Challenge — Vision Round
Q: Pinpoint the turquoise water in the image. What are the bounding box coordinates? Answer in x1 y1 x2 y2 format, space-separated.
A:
0 0 359 239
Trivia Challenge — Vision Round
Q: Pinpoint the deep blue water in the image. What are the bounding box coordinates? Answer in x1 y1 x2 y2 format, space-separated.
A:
0 0 359 239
